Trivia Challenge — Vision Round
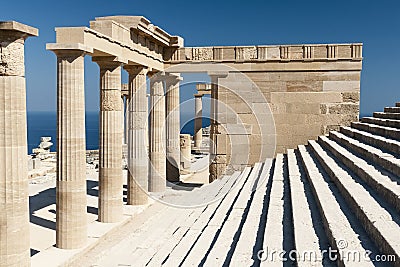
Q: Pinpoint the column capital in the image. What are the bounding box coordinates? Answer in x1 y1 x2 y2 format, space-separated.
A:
148 71 165 82
164 73 183 85
0 21 38 39
194 93 203 98
92 56 125 69
124 65 148 76
46 43 93 56
207 71 229 78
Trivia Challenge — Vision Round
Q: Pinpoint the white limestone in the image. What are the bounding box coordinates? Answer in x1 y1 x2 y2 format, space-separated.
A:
165 74 182 182
94 58 124 223
125 66 149 205
149 74 166 192
0 21 37 267
50 48 88 249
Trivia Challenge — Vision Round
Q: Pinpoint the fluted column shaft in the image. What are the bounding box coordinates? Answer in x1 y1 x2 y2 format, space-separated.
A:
209 73 228 182
165 74 182 182
125 66 148 205
55 50 87 249
0 26 37 266
149 75 166 192
123 95 128 145
194 94 203 148
95 59 123 223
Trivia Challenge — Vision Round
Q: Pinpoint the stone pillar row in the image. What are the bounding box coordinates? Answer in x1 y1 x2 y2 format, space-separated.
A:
0 22 184 264
49 56 182 250
149 72 182 191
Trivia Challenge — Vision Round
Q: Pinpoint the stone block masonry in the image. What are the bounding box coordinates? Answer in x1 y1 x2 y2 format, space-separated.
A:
165 43 362 177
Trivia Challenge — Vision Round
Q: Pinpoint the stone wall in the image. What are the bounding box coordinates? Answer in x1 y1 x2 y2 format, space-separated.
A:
247 70 360 154
165 43 362 176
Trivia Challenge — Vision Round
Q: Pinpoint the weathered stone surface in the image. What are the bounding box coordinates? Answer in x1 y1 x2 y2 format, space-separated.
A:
0 38 25 76
100 89 122 111
236 46 257 60
52 49 87 249
342 91 360 103
194 94 203 148
323 80 360 91
192 47 213 60
0 22 35 267
125 66 148 205
180 134 191 170
165 74 181 182
149 76 166 192
96 60 123 223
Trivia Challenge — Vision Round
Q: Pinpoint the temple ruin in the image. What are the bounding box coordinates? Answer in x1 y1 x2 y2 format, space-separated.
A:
1 15 399 267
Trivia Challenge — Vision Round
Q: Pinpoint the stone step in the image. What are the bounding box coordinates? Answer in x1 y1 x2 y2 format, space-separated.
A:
201 164 263 266
384 107 400 113
351 122 400 142
361 116 400 129
318 135 400 213
340 126 400 155
308 140 400 263
163 167 252 266
260 154 285 267
183 164 262 266
96 172 239 266
287 149 324 265
297 145 375 267
396 102 400 107
230 160 273 266
330 131 400 176
373 112 400 120
138 173 240 265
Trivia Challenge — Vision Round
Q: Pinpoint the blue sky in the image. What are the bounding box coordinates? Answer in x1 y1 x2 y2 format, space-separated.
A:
2 0 399 115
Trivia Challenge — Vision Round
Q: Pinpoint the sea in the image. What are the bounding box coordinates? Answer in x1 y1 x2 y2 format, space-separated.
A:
27 111 369 154
27 111 210 154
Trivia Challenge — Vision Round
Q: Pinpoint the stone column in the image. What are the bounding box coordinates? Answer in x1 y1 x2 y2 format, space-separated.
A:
149 74 166 192
165 74 182 182
93 57 123 223
48 47 90 249
180 134 191 170
122 95 128 161
209 73 228 182
124 66 149 205
194 94 203 149
0 21 37 267
123 94 128 145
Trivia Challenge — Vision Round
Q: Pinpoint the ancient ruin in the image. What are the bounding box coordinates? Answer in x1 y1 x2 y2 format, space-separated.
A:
0 15 399 267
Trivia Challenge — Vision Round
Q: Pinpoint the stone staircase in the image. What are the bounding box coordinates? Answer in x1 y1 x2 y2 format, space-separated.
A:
84 103 400 267
287 103 400 266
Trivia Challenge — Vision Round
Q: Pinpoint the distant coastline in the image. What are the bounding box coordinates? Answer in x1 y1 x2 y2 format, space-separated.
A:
27 111 100 153
27 111 212 154
27 111 370 154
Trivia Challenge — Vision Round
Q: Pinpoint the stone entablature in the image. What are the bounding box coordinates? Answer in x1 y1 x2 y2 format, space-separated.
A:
165 43 363 63
49 16 183 71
